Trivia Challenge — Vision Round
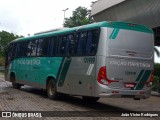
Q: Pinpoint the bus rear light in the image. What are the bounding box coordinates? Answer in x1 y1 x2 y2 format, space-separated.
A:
97 66 107 85
97 66 118 86
139 92 144 94
145 71 154 87
112 91 119 94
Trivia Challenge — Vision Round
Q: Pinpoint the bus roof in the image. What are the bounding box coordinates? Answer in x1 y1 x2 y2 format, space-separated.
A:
12 21 153 43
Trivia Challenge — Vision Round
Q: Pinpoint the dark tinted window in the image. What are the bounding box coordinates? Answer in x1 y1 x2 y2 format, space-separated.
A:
49 36 57 56
66 34 75 56
27 40 38 56
86 30 99 55
37 38 49 56
7 43 18 61
57 36 67 56
76 32 87 55
19 41 28 57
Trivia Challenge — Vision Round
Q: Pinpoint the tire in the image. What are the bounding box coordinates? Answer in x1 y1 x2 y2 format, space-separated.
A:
47 79 58 100
82 96 100 102
134 98 140 100
10 74 21 89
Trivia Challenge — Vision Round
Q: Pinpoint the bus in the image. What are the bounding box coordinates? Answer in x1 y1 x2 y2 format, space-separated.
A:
5 21 154 102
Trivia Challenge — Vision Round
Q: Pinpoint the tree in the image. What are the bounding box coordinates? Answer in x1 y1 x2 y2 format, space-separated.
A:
64 7 94 28
0 30 21 57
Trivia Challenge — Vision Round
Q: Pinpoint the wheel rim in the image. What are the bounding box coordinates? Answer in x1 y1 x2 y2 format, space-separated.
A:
49 82 55 96
11 76 16 85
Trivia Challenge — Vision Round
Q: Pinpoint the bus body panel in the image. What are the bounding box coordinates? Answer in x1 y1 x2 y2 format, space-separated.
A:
94 27 154 99
57 56 96 96
7 57 63 89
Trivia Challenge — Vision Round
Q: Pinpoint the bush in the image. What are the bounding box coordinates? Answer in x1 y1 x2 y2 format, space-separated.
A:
152 76 159 91
154 63 160 77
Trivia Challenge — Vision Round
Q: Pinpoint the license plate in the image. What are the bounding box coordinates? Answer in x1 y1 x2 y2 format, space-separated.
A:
125 83 135 88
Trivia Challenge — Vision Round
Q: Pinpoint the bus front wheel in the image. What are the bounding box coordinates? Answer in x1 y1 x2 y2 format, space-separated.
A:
82 96 100 102
10 75 21 89
47 79 58 100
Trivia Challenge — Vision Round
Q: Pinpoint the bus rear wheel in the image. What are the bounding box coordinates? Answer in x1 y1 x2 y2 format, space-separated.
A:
47 79 58 100
82 96 100 102
10 75 21 89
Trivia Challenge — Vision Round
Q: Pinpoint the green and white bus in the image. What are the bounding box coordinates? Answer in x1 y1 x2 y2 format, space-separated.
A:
5 21 154 101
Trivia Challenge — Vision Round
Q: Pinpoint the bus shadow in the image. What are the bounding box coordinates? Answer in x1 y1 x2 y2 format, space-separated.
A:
19 86 133 112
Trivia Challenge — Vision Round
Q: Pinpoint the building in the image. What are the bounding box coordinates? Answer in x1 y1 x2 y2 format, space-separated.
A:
91 0 160 46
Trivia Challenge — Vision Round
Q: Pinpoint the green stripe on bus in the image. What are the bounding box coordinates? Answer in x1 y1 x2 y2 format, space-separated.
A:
112 28 120 39
109 28 120 39
136 70 145 82
135 70 151 90
109 28 116 39
56 57 65 82
58 57 72 87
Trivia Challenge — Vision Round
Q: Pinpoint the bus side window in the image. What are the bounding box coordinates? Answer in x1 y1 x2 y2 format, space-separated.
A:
49 36 57 56
66 34 74 56
30 40 38 56
77 32 87 55
7 43 17 62
37 38 49 56
37 39 43 56
86 30 99 55
11 43 17 60
7 44 13 62
42 38 49 56
27 41 32 56
57 36 67 56
19 41 28 57
86 31 93 55
92 29 99 55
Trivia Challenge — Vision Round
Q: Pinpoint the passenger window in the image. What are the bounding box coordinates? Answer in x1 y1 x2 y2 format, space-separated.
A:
31 40 38 56
16 41 28 57
42 38 49 56
37 39 43 56
37 38 49 56
19 41 28 57
77 32 87 55
86 30 99 55
8 44 15 61
27 40 37 56
57 36 67 56
50 36 57 56
66 34 75 56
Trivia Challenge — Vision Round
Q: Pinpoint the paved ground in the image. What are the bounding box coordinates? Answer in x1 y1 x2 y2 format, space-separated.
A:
0 74 160 120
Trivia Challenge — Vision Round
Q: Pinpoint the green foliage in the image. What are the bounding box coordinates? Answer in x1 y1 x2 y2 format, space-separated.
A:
0 30 21 57
154 63 160 77
152 76 159 91
152 63 160 91
0 56 4 66
64 7 94 28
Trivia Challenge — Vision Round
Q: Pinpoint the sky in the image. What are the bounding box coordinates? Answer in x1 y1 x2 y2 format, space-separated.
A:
0 0 159 63
0 0 94 36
